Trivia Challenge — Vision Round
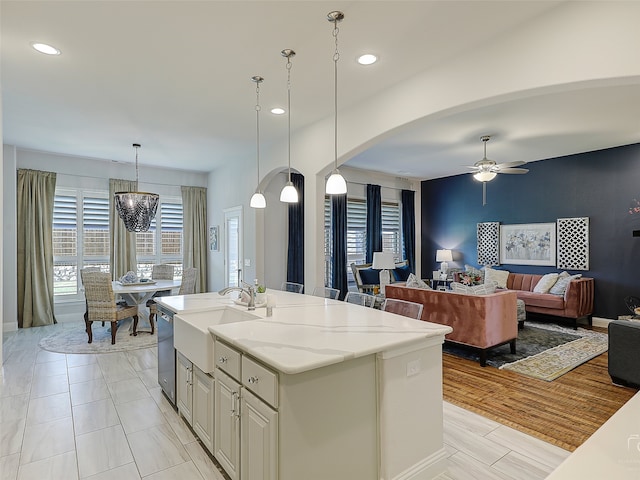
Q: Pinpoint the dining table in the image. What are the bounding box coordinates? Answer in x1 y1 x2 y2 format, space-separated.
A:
112 279 182 328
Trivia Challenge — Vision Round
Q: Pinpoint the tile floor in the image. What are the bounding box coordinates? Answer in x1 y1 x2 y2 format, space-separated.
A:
1 321 571 480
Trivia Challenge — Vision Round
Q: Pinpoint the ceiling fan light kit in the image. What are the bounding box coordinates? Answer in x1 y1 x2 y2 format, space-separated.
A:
469 135 529 205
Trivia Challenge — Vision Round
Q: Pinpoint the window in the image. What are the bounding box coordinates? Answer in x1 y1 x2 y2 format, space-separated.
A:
53 188 183 299
136 201 183 279
324 196 402 290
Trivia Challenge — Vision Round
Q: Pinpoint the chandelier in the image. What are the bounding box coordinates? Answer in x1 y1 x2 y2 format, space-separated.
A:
114 143 159 232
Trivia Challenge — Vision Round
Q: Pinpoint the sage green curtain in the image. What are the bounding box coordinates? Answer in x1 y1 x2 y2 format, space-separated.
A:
109 179 137 280
17 169 57 328
181 186 208 293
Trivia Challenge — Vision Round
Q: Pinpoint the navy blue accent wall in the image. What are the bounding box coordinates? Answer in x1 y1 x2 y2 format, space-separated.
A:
421 142 640 320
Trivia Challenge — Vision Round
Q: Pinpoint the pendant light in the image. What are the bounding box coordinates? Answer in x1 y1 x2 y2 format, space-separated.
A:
279 49 299 203
325 11 348 195
114 144 159 232
250 75 267 209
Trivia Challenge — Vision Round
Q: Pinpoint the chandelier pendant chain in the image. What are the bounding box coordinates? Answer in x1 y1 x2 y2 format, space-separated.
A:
134 143 140 191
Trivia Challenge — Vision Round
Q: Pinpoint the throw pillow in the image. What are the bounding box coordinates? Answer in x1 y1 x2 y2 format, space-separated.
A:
464 264 485 282
406 273 431 289
484 267 509 289
451 281 497 295
393 264 412 282
549 273 582 296
533 273 560 294
358 268 380 285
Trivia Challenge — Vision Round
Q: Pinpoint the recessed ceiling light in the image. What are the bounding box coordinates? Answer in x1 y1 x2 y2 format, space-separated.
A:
31 42 61 55
271 107 285 115
357 53 377 65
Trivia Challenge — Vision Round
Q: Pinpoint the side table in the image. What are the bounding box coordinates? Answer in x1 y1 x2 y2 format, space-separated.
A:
429 279 452 291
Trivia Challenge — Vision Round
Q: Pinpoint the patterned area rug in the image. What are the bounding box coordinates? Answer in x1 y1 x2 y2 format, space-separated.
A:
39 319 156 354
500 331 608 381
443 321 585 368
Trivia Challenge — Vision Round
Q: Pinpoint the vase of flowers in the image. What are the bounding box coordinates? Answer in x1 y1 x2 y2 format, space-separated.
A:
460 271 482 286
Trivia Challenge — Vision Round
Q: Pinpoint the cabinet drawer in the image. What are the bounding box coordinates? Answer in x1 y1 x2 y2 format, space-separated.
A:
215 340 241 380
242 356 278 408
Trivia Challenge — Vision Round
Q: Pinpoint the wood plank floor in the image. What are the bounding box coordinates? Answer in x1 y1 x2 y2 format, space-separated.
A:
443 348 638 452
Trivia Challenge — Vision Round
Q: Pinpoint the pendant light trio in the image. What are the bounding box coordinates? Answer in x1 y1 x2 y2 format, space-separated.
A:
250 10 348 209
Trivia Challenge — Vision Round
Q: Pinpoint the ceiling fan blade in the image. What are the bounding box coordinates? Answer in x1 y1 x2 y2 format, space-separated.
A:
499 167 529 174
495 160 525 169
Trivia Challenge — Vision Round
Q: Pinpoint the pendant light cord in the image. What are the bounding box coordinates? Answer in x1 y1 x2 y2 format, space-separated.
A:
286 55 292 183
255 79 261 186
333 19 340 171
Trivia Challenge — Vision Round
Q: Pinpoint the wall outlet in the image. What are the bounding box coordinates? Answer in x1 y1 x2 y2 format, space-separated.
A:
406 359 421 377
244 258 251 267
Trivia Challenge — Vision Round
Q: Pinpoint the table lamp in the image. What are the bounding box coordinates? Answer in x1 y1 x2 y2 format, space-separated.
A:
372 252 396 295
436 249 453 279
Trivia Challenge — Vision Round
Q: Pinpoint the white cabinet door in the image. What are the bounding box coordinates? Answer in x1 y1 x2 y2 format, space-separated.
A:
176 351 193 426
193 366 215 454
215 369 241 480
241 389 278 480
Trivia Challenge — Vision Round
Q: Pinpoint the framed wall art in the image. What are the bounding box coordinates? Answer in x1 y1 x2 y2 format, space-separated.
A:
209 225 219 251
500 223 556 266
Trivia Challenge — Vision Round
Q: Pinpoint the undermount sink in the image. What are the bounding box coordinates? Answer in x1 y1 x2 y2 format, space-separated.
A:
174 307 259 373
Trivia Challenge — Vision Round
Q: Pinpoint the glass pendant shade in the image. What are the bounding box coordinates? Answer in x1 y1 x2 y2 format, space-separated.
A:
326 169 347 194
473 171 497 182
280 182 298 203
250 191 266 208
114 144 159 232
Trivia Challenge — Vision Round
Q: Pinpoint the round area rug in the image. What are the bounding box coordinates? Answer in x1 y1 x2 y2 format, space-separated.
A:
39 320 157 354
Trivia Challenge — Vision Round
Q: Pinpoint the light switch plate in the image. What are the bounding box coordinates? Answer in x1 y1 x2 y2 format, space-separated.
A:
244 258 251 267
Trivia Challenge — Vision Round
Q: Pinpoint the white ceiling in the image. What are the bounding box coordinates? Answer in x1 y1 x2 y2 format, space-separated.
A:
2 1 639 179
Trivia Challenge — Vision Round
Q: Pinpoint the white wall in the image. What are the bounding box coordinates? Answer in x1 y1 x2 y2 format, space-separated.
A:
3 147 208 326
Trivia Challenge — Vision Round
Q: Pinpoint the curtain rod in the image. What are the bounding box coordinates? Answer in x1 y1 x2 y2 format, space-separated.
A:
346 180 414 192
56 171 195 188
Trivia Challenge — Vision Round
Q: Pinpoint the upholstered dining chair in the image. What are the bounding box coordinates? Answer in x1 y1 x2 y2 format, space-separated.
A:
144 264 175 334
179 267 198 295
382 298 424 320
344 291 376 308
83 271 139 344
148 267 198 325
312 286 340 300
281 281 304 294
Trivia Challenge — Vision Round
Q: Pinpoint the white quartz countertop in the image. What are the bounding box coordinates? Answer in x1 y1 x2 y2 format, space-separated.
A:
203 292 450 374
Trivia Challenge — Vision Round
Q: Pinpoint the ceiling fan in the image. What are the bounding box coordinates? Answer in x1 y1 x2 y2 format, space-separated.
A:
469 135 529 205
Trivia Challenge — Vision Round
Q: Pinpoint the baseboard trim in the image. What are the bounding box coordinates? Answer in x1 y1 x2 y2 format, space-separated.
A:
592 316 611 329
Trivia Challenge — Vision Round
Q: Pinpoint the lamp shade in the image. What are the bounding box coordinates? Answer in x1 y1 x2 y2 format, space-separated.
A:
280 182 298 203
250 192 266 208
435 249 453 262
326 170 347 195
372 252 396 270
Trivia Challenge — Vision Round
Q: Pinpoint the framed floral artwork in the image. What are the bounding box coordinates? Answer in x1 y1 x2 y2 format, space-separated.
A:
500 223 556 266
209 225 219 251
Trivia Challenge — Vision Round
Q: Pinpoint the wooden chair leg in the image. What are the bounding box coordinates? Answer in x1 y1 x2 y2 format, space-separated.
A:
110 321 117 344
86 320 93 344
149 312 155 335
132 315 139 336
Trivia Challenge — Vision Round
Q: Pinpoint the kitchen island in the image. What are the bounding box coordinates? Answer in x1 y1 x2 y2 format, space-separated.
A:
158 291 452 480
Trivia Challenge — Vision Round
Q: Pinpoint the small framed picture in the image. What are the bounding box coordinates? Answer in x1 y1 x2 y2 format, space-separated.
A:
209 225 219 251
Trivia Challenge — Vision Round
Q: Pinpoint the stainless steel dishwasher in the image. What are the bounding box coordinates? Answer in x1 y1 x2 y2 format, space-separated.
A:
157 303 176 407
